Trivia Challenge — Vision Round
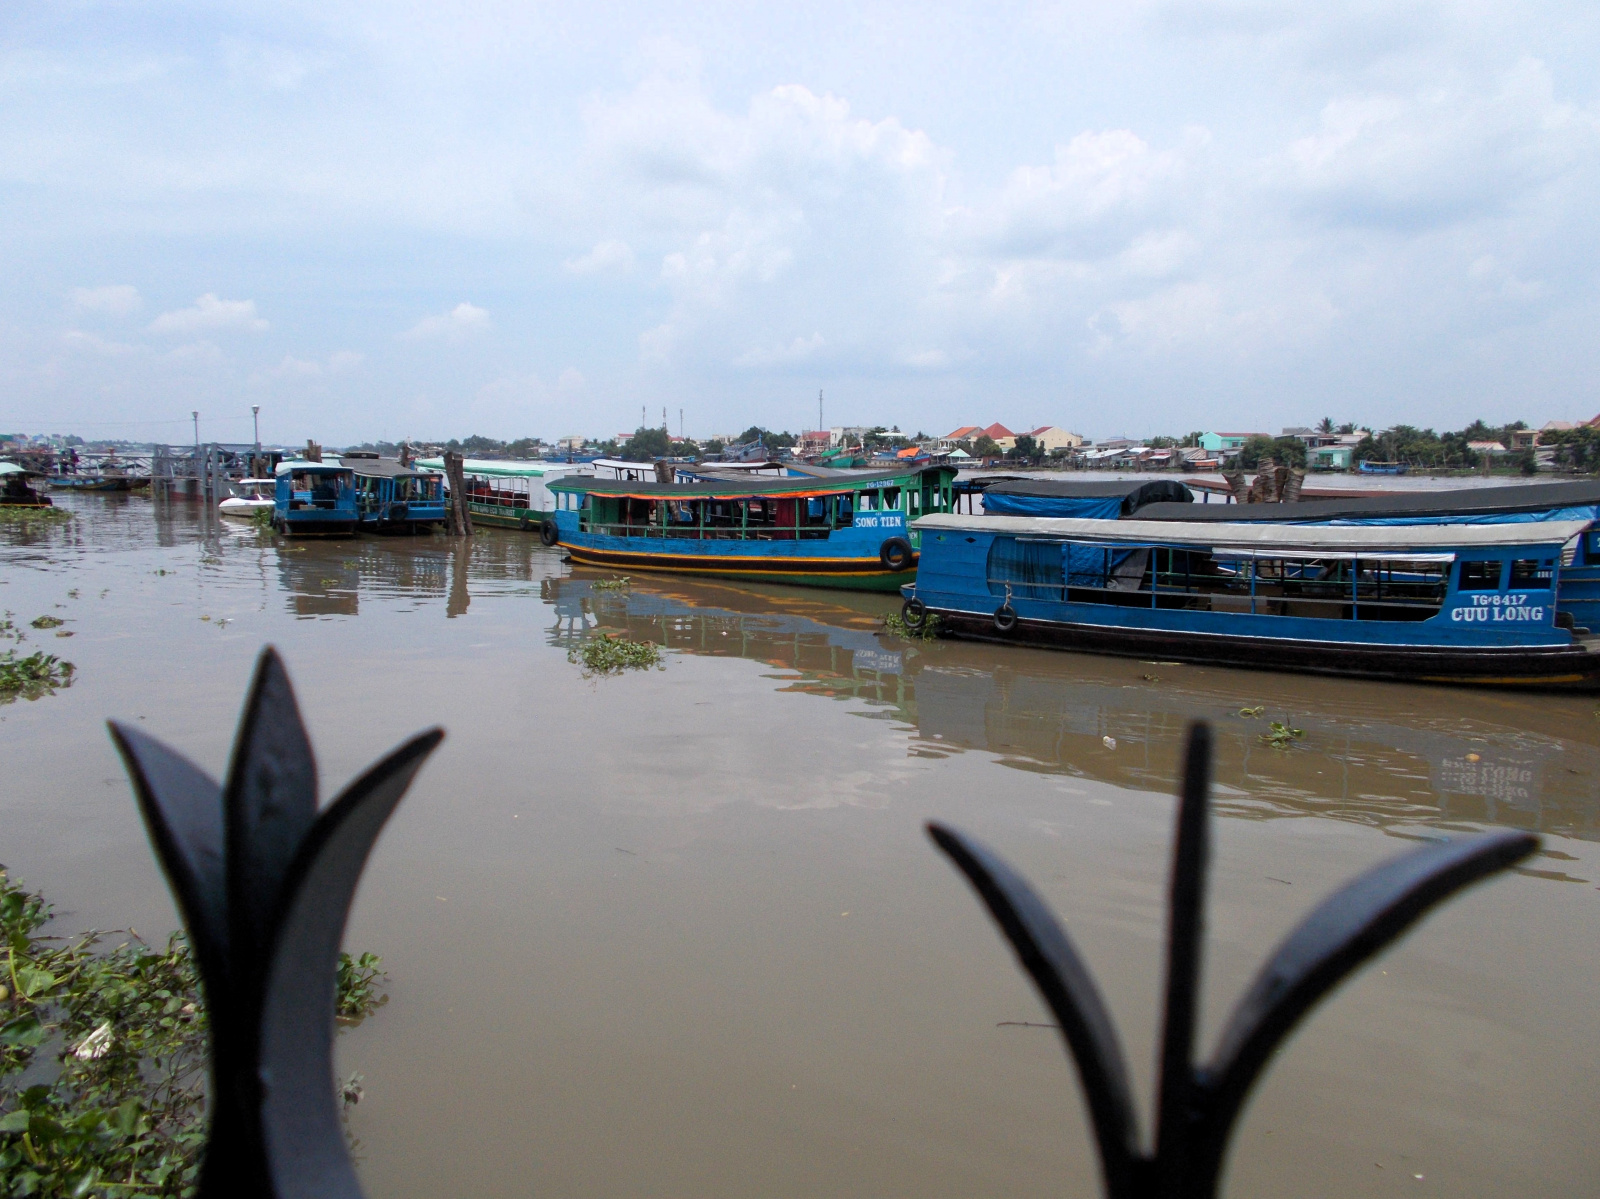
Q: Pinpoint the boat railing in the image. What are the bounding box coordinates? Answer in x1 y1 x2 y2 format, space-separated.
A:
580 519 841 541
983 575 1450 620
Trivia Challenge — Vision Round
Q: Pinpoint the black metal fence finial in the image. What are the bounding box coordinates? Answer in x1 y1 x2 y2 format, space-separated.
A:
109 647 443 1198
928 720 1537 1199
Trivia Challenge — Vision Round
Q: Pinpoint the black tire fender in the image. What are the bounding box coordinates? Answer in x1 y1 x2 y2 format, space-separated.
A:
901 598 927 628
879 536 914 571
993 604 1018 633
539 518 560 546
520 514 533 532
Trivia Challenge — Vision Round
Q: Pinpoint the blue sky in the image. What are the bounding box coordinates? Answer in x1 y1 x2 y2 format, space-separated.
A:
2 1 1597 445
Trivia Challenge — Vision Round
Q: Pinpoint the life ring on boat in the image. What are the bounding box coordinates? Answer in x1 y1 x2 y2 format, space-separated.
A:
879 537 914 571
993 603 1018 633
901 598 927 628
539 518 560 546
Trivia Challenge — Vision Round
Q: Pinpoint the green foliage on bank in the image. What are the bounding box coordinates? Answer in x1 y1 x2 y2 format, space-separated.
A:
0 870 388 1197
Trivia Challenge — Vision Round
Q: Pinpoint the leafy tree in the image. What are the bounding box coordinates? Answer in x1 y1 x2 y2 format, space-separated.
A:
704 439 725 455
621 426 672 461
1011 435 1040 462
1239 435 1306 469
971 435 1001 457
460 434 506 454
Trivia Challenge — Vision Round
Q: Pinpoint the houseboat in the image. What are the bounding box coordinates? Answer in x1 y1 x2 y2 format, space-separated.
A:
0 462 51 507
415 457 592 531
903 512 1600 689
547 466 960 590
272 460 359 537
342 455 447 534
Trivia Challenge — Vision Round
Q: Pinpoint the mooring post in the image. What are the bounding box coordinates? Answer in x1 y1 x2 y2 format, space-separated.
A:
442 450 473 537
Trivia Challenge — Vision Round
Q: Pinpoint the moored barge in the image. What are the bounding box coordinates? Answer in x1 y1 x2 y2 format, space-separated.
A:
904 513 1600 689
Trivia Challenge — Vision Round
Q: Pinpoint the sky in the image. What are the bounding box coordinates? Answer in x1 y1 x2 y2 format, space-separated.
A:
2 0 1598 446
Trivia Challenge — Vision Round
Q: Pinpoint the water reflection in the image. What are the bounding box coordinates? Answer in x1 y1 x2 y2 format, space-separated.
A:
544 571 1600 842
19 498 1598 843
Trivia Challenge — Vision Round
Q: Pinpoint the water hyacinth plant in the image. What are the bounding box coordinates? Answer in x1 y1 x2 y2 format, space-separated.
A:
569 635 663 675
0 870 388 1197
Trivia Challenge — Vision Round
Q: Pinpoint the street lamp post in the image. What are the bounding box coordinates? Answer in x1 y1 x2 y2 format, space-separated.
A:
252 406 261 475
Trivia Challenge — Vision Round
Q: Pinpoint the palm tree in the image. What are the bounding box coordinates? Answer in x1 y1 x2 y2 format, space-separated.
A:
1317 416 1335 434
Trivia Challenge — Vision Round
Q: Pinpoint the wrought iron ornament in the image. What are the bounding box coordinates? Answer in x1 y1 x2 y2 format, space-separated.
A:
109 647 443 1199
928 722 1538 1199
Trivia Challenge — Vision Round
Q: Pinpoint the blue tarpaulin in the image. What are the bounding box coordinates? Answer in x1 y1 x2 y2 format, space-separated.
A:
982 493 1126 519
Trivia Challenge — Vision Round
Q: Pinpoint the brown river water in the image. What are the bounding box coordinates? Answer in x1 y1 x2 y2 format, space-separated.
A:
3 494 1598 1196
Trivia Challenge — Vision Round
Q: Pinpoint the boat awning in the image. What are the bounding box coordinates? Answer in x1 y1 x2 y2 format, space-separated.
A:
414 457 579 478
276 461 351 475
913 512 1592 554
551 468 935 501
1136 480 1600 524
982 477 1193 518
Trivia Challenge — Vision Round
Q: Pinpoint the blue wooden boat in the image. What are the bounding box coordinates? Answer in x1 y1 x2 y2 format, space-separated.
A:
1358 460 1407 475
903 513 1600 689
1133 480 1600 631
548 466 959 590
340 455 446 534
272 461 358 537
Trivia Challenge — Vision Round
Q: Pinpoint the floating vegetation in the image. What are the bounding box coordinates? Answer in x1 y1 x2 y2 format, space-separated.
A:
248 507 275 530
0 869 386 1197
570 635 664 675
592 577 632 591
883 610 942 641
0 507 70 526
0 650 75 702
1238 705 1266 718
1261 721 1305 750
30 616 64 630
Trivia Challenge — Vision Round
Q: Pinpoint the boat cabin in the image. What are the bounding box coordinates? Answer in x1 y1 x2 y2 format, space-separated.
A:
908 513 1600 688
552 468 957 543
273 461 359 537
547 466 960 591
341 456 446 533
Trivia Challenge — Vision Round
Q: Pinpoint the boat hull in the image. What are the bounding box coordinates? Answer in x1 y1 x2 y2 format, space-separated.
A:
922 606 1600 690
564 541 915 591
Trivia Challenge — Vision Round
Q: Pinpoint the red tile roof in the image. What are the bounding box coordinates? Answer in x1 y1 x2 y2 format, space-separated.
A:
983 422 1015 439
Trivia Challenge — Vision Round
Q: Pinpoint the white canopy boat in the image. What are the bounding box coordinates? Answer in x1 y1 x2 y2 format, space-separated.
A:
219 479 276 519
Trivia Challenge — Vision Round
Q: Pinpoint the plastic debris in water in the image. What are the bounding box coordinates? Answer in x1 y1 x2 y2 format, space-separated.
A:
74 1020 113 1060
1102 736 1117 750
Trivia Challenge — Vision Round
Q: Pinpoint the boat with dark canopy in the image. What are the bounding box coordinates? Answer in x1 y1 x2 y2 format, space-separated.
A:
903 512 1600 689
979 477 1194 518
547 465 959 590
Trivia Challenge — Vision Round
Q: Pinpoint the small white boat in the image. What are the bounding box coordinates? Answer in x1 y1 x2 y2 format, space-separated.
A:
219 478 276 519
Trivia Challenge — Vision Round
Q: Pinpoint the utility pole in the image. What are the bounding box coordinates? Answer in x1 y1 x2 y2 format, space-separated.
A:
192 411 199 450
641 405 645 431
662 406 668 432
818 389 823 436
679 408 684 441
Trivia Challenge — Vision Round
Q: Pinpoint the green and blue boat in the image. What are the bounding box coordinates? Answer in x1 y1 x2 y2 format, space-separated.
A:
547 465 959 590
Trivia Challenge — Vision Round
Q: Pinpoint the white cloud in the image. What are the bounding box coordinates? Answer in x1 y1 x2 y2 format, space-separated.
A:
148 294 268 335
266 350 365 378
402 302 490 343
70 285 142 316
61 329 141 355
563 239 635 275
733 332 825 368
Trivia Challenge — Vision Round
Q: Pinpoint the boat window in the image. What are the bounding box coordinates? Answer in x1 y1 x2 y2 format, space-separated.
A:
1509 558 1554 588
1459 560 1503 590
986 537 1066 599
